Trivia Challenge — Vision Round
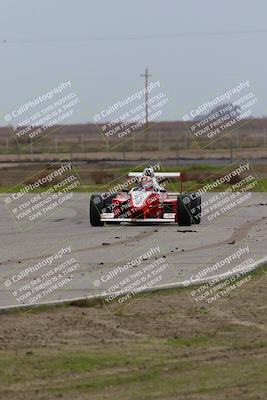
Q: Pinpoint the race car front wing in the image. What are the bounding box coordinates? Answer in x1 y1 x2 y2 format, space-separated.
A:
101 212 176 223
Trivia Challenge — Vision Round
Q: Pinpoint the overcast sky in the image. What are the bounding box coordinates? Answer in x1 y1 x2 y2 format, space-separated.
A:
0 0 266 125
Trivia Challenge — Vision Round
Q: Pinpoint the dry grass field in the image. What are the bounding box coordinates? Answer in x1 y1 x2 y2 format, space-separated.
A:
0 269 266 400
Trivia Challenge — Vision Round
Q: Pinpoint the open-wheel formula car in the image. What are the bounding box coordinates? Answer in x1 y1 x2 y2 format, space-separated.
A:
89 172 201 226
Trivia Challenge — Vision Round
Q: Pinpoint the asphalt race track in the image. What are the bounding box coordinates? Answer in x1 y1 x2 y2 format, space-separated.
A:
0 192 266 309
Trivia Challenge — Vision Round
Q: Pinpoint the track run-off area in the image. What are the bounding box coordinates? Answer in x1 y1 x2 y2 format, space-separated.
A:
0 192 266 309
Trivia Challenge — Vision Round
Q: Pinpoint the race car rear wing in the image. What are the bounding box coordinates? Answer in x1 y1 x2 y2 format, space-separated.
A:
128 172 181 177
128 172 182 192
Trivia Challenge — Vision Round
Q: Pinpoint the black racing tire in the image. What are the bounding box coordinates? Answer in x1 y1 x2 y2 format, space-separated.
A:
177 193 192 226
190 193 201 224
103 193 121 224
90 194 104 226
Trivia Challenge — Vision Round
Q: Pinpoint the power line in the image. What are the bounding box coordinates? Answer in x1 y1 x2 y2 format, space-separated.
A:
2 28 267 44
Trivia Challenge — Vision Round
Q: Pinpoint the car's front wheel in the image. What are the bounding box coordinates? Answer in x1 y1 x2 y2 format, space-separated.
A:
90 194 104 226
191 193 201 224
177 194 192 226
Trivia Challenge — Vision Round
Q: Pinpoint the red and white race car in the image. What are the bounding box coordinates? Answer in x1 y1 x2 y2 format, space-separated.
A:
90 172 201 226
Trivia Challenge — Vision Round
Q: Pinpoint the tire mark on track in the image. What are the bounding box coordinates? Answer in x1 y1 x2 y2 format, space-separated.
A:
162 217 264 257
0 229 156 266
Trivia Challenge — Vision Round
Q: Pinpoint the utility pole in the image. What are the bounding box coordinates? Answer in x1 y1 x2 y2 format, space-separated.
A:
236 128 239 148
230 140 233 164
140 67 152 129
80 134 84 153
184 131 188 149
54 135 58 153
176 142 180 166
70 146 73 163
158 131 162 151
132 134 136 152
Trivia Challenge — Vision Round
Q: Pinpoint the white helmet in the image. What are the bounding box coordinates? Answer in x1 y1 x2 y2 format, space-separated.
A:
142 167 154 178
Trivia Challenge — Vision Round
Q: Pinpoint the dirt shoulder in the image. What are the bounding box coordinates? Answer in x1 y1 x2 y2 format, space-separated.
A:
0 270 266 400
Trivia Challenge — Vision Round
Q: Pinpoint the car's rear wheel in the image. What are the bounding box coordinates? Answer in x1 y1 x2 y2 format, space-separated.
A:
177 194 192 226
90 194 104 226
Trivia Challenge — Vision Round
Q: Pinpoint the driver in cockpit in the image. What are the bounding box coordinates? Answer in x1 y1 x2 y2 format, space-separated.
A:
140 167 165 191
